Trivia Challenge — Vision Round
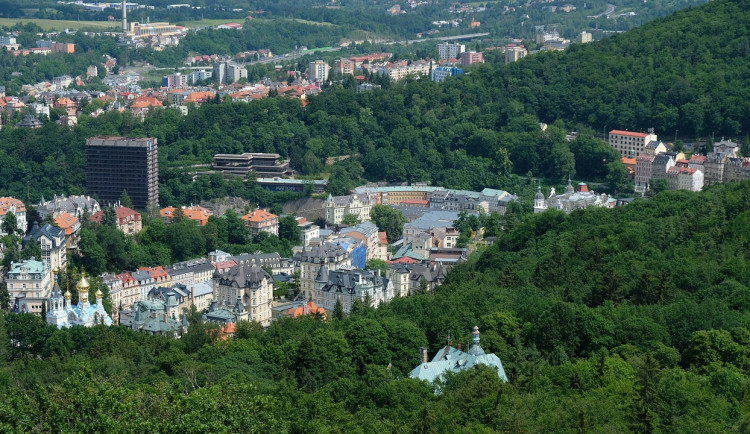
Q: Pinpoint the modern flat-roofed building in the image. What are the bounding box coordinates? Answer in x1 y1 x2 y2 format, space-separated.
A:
212 153 291 177
86 136 158 210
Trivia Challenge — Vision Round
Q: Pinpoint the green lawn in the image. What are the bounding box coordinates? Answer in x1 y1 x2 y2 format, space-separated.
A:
0 17 118 30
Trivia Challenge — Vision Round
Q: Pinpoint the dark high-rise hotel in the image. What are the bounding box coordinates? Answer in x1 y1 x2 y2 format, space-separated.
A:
86 137 159 210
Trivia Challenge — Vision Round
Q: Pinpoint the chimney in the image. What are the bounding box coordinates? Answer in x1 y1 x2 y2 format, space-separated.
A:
420 346 428 364
457 343 462 351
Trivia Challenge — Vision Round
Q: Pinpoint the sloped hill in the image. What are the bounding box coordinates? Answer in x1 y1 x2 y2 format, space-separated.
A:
501 0 750 138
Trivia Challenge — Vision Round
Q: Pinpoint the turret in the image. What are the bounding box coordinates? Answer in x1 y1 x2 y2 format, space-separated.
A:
77 272 90 304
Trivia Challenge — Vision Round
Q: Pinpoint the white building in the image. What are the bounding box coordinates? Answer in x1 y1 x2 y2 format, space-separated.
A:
0 197 27 236
437 42 464 60
309 60 330 82
7 259 51 315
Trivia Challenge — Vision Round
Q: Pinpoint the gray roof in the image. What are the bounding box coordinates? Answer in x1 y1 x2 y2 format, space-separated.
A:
405 211 461 231
294 242 348 263
24 222 65 248
188 282 213 297
319 268 389 295
219 263 270 288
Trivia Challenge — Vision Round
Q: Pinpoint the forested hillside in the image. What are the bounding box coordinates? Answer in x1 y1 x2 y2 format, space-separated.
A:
500 0 750 137
3 181 750 431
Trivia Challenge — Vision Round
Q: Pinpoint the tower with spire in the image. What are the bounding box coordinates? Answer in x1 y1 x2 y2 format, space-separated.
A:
533 183 547 213
46 271 113 328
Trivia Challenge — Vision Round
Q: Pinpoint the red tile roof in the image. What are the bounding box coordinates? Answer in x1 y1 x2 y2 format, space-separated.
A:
609 130 650 138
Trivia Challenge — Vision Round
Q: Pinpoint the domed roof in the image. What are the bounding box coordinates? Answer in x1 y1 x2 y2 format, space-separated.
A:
64 289 72 300
76 273 90 292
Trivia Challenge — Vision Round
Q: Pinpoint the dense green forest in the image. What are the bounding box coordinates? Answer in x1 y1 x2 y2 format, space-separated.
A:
3 181 750 431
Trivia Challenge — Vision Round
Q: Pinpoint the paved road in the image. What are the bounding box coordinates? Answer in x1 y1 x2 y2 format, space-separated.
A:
588 4 615 18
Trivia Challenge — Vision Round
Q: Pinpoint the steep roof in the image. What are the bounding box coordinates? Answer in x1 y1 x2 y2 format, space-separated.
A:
53 212 79 236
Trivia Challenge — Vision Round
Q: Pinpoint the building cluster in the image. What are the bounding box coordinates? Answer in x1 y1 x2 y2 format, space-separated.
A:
533 177 617 214
324 185 518 225
0 33 76 56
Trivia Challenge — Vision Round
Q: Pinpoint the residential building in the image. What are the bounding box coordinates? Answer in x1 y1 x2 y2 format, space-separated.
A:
324 192 376 224
213 263 273 326
577 31 593 43
437 42 465 60
459 51 483 66
87 65 99 78
271 300 326 321
166 259 215 286
230 252 294 275
339 221 380 262
666 166 704 191
241 209 279 237
202 297 249 326
226 63 247 83
7 259 51 315
212 153 292 177
724 157 748 183
293 243 351 300
309 60 331 82
314 266 393 314
409 326 508 384
703 153 726 186
651 153 676 184
635 154 656 193
504 45 527 64
188 282 214 312
120 299 189 337
54 212 81 251
162 72 188 88
24 222 67 271
713 138 741 157
0 197 27 236
160 205 212 226
89 206 142 235
36 195 100 220
608 129 658 158
86 136 159 209
431 66 463 83
299 220 320 246
212 61 226 84
351 185 517 216
47 272 113 328
334 58 356 75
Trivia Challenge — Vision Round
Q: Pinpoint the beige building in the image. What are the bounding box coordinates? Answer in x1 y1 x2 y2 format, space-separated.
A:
293 243 351 300
324 193 375 225
609 129 658 158
214 263 273 327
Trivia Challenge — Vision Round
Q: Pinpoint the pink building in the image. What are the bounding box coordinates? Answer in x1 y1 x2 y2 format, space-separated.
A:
459 51 484 66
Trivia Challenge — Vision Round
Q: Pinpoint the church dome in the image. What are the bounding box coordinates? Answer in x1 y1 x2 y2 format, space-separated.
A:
64 289 72 300
76 274 90 292
95 286 104 299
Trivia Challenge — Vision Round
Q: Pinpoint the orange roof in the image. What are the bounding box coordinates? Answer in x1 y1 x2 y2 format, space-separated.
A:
286 301 326 319
160 205 211 226
609 130 650 138
0 197 26 216
242 209 278 224
378 231 388 245
184 91 215 103
89 206 140 225
621 157 636 165
139 266 169 280
55 97 75 107
131 96 163 108
54 212 79 236
388 257 418 264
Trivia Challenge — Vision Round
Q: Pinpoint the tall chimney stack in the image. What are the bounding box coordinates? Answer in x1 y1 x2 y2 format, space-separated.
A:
420 347 428 364
121 0 128 34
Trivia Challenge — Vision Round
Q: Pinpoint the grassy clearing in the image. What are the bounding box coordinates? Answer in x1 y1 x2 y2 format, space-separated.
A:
0 17 118 30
